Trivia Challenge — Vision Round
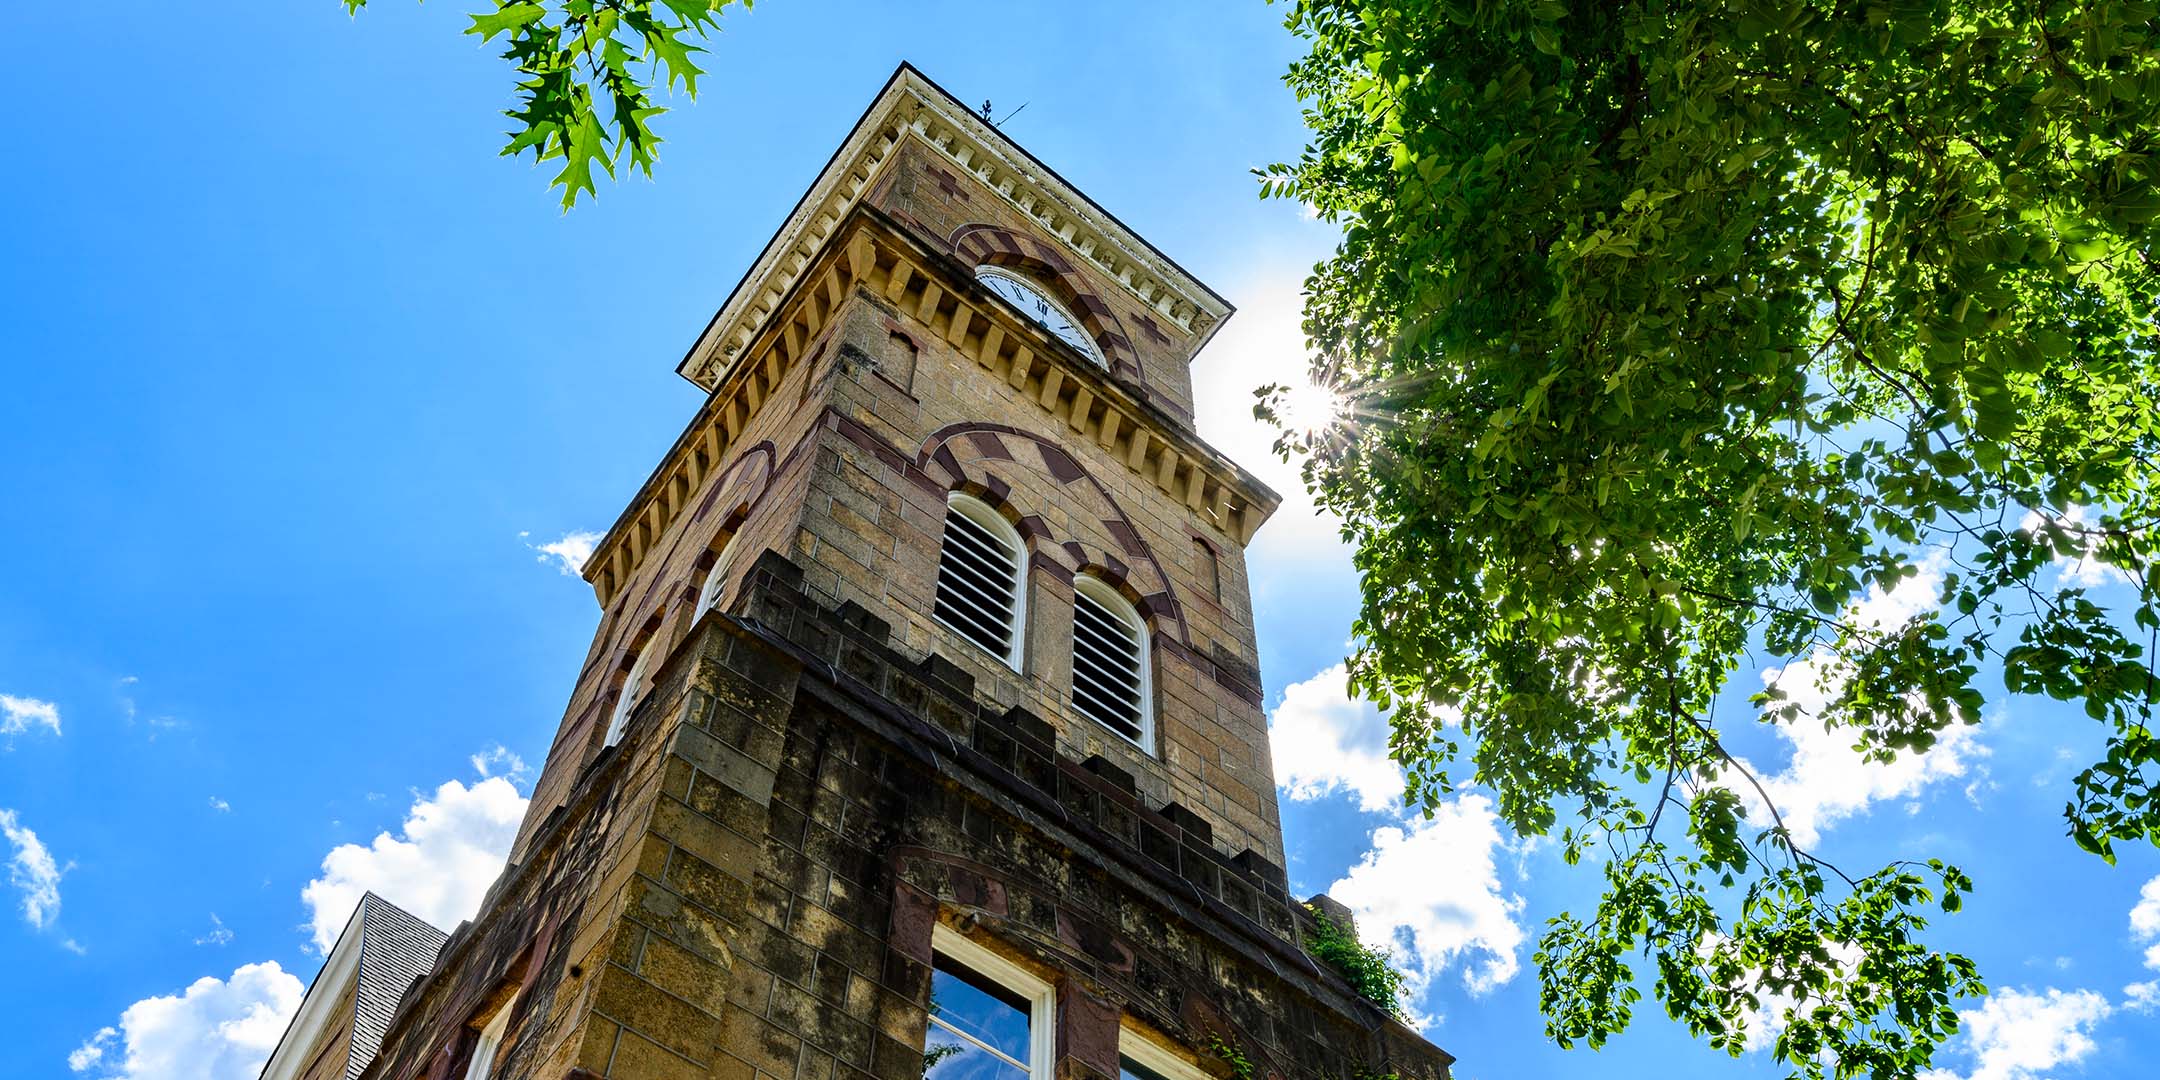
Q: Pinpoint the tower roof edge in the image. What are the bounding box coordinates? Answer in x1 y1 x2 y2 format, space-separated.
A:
675 62 1235 393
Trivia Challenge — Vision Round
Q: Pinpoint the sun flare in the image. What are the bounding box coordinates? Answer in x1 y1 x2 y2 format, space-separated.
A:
1275 379 1347 436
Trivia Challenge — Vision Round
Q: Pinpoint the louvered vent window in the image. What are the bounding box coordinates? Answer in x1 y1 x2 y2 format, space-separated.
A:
1071 579 1150 746
605 645 652 748
693 534 741 620
934 496 1027 670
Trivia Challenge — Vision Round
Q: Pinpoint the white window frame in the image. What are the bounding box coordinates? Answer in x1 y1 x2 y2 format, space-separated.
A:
1117 1028 1212 1080
605 644 653 747
928 924 1055 1080
693 533 741 620
461 1000 512 1080
1071 576 1153 752
934 494 1029 672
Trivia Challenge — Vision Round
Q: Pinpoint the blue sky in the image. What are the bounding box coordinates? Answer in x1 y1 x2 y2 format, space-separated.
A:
2 3 2156 1078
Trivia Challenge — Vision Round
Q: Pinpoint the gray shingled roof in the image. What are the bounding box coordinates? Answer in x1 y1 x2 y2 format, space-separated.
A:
345 893 449 1080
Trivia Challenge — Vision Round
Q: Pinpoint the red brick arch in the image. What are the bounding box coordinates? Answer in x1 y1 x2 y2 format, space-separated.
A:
691 440 776 530
949 223 1143 380
601 440 779 677
917 422 1189 648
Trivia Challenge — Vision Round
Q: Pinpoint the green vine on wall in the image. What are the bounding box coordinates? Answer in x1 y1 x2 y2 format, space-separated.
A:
1303 905 1408 1019
1204 1034 1255 1080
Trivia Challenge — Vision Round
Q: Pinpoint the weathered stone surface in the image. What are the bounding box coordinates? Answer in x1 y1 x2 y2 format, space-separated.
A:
342 68 1451 1080
1059 982 1122 1080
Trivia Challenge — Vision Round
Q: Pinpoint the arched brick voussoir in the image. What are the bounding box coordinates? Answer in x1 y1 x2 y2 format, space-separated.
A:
599 439 780 659
692 440 777 526
918 423 1191 648
952 222 1074 276
948 222 1145 380
610 441 774 633
1061 542 1138 600
916 443 1062 573
1061 544 1188 645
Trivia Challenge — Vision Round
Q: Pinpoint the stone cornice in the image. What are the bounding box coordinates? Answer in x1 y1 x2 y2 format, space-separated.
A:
583 207 1278 610
676 62 1234 392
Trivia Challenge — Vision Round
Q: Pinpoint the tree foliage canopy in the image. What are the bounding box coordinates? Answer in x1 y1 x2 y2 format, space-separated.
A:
1264 0 2160 1074
347 1 743 207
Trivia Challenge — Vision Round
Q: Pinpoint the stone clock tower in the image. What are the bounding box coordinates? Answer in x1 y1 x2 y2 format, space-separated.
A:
262 64 1455 1080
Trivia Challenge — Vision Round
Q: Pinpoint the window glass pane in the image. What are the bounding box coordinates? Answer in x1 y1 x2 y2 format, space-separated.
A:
929 955 1031 1063
925 1024 1028 1080
1119 1058 1174 1080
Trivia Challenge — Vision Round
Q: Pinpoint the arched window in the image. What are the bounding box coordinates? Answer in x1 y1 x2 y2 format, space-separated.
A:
605 644 653 747
693 533 741 620
1071 577 1151 748
934 494 1027 670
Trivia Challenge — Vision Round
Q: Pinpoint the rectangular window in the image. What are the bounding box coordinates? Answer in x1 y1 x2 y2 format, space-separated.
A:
461 1002 512 1080
925 926 1053 1080
1118 1029 1210 1080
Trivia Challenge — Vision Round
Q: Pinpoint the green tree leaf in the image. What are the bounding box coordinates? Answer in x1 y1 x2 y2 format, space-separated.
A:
352 0 744 207
1268 1 2160 1075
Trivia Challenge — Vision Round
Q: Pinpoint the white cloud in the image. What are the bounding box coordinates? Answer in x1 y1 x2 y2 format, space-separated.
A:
1743 706 1985 849
2031 746 2078 789
72 768 523 1077
113 677 183 734
2 693 62 738
299 777 525 952
2131 873 2160 971
1326 794 1525 1006
469 744 529 787
1 807 65 929
1920 987 2112 1080
1270 663 1403 813
70 1027 116 1071
2018 505 2134 589
523 529 603 576
194 913 232 948
1736 558 1987 847
2124 980 2159 1014
68 961 303 1080
206 797 229 813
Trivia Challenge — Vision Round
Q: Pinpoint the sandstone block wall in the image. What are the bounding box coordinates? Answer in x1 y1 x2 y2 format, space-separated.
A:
363 555 1450 1080
520 198 1278 866
352 70 1452 1080
787 270 1278 861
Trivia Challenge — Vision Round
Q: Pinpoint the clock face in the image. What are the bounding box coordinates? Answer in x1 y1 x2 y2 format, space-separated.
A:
975 266 1105 366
